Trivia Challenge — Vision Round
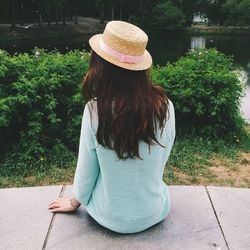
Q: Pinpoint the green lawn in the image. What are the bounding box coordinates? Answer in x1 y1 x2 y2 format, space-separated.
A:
1 131 249 189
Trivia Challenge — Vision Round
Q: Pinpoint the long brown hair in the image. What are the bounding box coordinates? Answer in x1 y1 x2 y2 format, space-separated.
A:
82 50 169 160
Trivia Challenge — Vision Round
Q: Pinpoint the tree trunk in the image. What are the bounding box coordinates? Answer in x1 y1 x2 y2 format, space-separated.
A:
20 1 24 26
72 0 78 24
48 10 51 26
63 10 66 25
112 6 114 20
39 12 42 26
120 9 122 20
100 0 104 24
11 0 16 29
38 0 42 27
119 0 122 20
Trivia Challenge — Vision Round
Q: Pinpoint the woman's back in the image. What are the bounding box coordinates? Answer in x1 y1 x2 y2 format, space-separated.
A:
48 21 176 233
73 99 175 234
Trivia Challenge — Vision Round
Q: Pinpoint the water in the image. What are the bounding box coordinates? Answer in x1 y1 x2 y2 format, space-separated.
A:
0 31 249 123
239 70 250 123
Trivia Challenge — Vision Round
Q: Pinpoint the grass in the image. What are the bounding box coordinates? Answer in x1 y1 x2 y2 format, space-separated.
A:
164 130 250 188
0 166 75 188
0 154 77 188
0 130 250 189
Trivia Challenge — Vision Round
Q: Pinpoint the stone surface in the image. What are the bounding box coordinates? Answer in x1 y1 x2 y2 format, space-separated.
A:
0 185 63 250
207 186 250 250
45 185 227 250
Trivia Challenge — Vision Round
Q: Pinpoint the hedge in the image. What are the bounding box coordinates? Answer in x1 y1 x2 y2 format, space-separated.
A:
0 47 246 175
152 47 245 138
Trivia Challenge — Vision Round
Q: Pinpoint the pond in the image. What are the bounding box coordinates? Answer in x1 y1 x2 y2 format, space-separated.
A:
0 31 249 123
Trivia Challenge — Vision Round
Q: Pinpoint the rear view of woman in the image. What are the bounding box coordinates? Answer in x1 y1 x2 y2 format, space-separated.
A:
48 20 176 234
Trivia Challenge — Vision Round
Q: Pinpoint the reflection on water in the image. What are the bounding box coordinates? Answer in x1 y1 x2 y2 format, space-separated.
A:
241 86 250 123
191 37 206 49
239 70 250 123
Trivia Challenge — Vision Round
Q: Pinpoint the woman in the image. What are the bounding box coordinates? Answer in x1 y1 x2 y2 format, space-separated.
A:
48 21 175 234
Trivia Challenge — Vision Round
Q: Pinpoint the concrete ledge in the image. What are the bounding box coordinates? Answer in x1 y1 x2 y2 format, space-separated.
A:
0 185 249 250
45 185 226 250
207 186 250 250
0 185 63 250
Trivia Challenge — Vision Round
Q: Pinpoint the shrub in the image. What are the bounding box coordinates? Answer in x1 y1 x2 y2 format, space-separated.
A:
0 47 247 175
152 47 246 139
0 48 89 172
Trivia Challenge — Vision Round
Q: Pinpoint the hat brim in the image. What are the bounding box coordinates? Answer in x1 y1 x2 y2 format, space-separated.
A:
89 34 152 71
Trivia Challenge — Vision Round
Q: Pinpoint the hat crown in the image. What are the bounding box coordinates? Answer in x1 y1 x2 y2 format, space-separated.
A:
102 21 148 56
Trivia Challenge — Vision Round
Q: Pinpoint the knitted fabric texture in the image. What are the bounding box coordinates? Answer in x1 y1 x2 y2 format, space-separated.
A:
72 99 176 234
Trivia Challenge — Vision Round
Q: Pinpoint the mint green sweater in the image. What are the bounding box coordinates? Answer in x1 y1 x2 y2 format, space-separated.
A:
72 99 175 234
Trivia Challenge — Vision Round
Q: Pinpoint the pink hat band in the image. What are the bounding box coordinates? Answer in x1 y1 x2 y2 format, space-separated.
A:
100 39 144 64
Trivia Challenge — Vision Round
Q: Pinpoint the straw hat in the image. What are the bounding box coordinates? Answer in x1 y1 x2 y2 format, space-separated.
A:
89 21 152 71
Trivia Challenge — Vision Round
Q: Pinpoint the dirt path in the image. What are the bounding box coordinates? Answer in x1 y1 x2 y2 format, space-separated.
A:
0 17 105 41
170 152 250 188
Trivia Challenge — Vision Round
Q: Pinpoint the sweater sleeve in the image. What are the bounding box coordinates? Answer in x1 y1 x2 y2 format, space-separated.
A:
72 103 100 206
169 99 176 144
162 99 176 163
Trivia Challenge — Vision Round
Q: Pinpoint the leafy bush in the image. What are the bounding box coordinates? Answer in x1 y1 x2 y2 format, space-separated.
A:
0 47 247 175
152 47 246 139
0 48 89 173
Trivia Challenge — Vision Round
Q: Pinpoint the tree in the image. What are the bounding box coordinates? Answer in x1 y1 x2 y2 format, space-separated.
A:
133 0 186 30
204 0 227 25
222 0 250 25
239 0 250 25
172 0 199 25
152 1 186 29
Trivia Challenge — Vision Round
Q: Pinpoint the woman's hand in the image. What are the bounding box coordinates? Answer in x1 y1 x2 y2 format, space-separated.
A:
48 197 78 213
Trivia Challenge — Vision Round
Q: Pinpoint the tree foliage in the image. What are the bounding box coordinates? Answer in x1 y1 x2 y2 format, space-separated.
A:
155 1 186 28
1 0 250 27
152 47 246 138
132 1 186 30
222 0 250 25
